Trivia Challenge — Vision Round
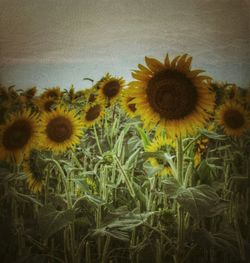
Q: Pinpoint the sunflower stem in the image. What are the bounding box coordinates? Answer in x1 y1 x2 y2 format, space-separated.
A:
176 135 185 263
44 167 50 205
177 136 183 185
183 134 201 154
44 158 76 262
93 125 103 155
113 154 136 198
71 150 82 168
101 235 111 263
44 158 72 208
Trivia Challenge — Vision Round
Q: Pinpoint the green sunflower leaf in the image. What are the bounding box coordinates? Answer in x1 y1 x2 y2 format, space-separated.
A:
38 205 75 240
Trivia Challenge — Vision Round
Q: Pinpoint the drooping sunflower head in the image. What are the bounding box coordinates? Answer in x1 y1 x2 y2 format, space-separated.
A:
210 81 226 107
97 75 125 105
216 102 249 137
129 54 215 137
194 137 209 167
39 107 83 154
68 85 76 101
0 85 18 101
94 73 112 90
145 135 175 176
41 87 62 100
120 87 138 118
0 109 40 163
237 85 250 109
225 84 240 101
35 97 58 112
81 87 98 104
0 106 9 124
74 90 85 100
0 85 11 106
23 149 45 193
83 102 105 128
22 87 37 100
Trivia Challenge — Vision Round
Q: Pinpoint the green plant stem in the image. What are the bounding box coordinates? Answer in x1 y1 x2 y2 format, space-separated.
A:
44 158 75 262
177 136 183 185
176 136 185 263
93 125 103 155
147 176 156 212
113 155 136 198
44 166 51 205
96 206 102 259
101 236 111 263
71 150 82 168
183 134 201 154
44 158 72 208
143 222 172 244
85 241 91 263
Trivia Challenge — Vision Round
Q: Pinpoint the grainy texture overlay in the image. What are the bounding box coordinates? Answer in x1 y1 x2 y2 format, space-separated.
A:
0 0 249 89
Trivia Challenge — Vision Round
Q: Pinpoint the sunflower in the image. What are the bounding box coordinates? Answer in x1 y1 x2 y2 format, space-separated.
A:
0 109 40 163
17 95 28 104
23 150 45 193
0 86 11 107
75 90 86 99
210 81 226 107
129 54 215 137
39 107 83 153
216 101 249 137
35 97 58 112
0 106 9 124
226 84 240 101
242 86 250 109
22 87 37 100
94 73 112 90
146 135 175 176
81 87 98 104
120 88 138 118
97 75 125 105
83 102 105 128
194 137 209 167
66 85 83 103
41 87 62 100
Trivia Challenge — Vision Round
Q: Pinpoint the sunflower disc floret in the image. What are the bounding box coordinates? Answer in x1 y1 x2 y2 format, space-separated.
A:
0 109 40 162
216 101 249 137
83 102 105 128
97 75 125 105
39 107 83 153
129 54 215 137
146 135 175 176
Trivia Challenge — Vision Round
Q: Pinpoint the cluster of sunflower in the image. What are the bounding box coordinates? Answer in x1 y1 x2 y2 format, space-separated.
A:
1 53 249 194
128 54 249 137
0 74 137 192
126 54 249 171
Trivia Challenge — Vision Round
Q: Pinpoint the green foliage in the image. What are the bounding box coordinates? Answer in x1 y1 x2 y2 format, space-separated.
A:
176 185 229 220
38 205 75 239
0 88 249 263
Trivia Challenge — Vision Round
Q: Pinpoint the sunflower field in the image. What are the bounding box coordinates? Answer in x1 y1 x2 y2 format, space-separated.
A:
0 54 249 263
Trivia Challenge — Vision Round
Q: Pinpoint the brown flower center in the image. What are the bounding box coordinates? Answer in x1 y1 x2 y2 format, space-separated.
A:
223 109 245 129
146 70 198 120
103 80 121 98
127 98 136 112
88 93 97 103
29 151 44 181
2 119 32 150
44 100 55 112
25 87 37 99
46 116 73 142
85 105 101 121
46 90 60 99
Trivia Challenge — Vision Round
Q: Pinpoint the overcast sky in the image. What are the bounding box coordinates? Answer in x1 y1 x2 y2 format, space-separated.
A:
0 0 249 90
